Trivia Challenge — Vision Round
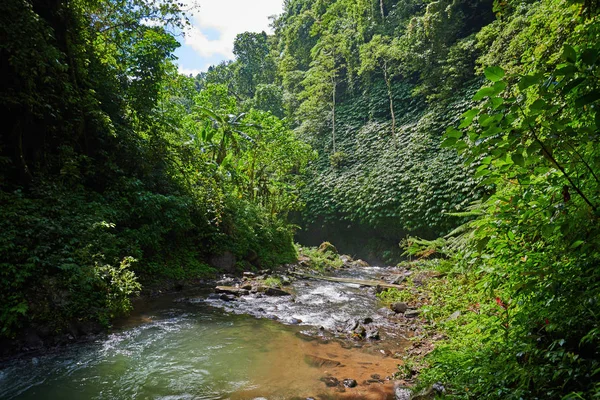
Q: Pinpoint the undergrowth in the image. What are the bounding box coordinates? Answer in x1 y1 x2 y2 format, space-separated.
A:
297 243 345 272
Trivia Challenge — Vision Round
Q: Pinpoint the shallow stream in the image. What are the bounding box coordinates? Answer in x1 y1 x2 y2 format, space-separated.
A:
0 266 407 399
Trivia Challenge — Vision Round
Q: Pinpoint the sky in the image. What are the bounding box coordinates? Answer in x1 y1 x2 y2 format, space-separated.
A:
175 0 284 76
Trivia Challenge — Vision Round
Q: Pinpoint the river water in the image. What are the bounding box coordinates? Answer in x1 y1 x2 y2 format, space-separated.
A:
0 266 407 399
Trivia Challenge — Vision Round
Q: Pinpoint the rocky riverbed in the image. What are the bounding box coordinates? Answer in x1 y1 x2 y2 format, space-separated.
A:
0 252 445 400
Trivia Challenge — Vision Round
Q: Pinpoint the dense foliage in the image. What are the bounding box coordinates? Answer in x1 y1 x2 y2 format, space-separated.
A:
388 1 600 398
2 0 600 397
0 0 311 337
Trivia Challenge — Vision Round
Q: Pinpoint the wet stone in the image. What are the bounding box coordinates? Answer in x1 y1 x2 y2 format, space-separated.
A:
343 378 358 388
404 309 421 318
320 376 340 387
391 302 409 314
264 287 291 296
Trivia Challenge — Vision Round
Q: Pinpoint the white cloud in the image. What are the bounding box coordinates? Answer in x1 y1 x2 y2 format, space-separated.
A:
182 0 283 60
178 66 202 76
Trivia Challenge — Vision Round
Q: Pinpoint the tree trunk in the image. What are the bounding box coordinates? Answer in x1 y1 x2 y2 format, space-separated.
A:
383 62 396 139
379 0 385 20
332 76 336 154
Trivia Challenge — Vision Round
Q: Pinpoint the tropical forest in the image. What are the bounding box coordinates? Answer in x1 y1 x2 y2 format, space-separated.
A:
1 0 599 398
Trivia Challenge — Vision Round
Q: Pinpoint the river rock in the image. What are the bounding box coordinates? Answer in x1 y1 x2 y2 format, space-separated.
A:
389 275 406 285
394 384 413 400
215 286 249 296
340 254 354 267
377 307 395 317
411 382 446 399
216 276 235 285
243 271 255 278
343 379 357 388
219 294 236 302
404 309 421 318
305 355 341 368
364 325 380 340
342 319 359 332
391 302 409 314
354 259 370 267
264 287 291 296
320 376 340 387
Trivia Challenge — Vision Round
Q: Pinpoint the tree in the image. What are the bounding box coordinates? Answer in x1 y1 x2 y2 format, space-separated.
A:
232 31 276 98
299 33 345 153
359 34 401 137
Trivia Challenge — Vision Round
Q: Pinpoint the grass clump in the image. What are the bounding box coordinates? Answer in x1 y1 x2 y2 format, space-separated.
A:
377 288 413 305
263 277 282 288
297 243 344 272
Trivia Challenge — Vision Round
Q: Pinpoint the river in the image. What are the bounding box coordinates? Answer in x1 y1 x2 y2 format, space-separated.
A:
0 265 408 399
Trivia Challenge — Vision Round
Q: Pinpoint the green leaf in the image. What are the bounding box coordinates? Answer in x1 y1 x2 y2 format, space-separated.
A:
445 127 462 139
518 73 542 91
562 45 577 63
529 99 547 111
440 137 458 148
561 77 586 94
473 87 497 101
484 66 505 82
480 125 502 138
474 168 490 178
511 153 525 167
555 65 578 76
459 109 478 128
489 97 504 109
596 112 600 129
473 81 506 101
570 240 584 249
580 48 598 65
575 91 600 107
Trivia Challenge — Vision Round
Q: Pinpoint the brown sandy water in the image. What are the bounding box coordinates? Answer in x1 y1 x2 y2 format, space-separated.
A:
0 268 408 400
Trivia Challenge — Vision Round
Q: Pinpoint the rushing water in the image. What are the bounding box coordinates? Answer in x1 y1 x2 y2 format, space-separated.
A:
0 266 406 400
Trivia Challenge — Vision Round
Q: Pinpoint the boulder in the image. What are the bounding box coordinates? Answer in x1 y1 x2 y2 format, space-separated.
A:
264 287 291 296
391 302 409 314
215 286 249 296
